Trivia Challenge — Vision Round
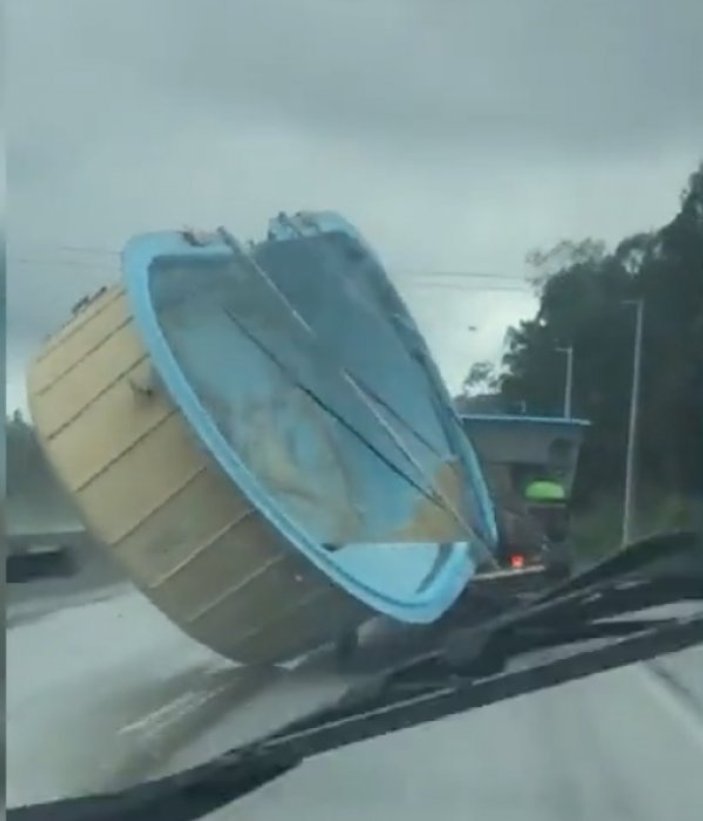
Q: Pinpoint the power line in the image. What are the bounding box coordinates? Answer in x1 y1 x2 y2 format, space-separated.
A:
58 245 120 255
397 269 530 282
9 258 119 269
402 282 531 294
8 243 120 256
9 247 535 290
10 246 530 281
9 261 530 294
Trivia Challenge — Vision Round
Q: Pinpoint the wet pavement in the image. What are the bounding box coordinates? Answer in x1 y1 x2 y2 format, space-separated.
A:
7 565 703 820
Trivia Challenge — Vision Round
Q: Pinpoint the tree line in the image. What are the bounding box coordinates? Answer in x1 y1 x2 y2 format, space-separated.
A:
459 163 702 511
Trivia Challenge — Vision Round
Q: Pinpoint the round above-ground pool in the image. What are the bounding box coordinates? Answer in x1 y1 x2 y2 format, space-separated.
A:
27 215 497 664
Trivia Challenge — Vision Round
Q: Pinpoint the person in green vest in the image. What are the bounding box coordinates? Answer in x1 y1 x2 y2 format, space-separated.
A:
523 478 567 503
523 477 569 547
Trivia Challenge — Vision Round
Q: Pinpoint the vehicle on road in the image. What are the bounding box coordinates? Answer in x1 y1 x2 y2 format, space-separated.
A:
6 531 78 583
461 414 590 593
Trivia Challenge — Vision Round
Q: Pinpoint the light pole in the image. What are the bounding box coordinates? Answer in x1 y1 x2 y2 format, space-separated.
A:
557 345 574 418
622 299 645 547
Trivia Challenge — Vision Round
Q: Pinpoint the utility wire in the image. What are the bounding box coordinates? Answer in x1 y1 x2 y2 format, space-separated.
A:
9 258 119 269
396 269 529 282
11 258 532 291
405 282 531 293
9 245 531 283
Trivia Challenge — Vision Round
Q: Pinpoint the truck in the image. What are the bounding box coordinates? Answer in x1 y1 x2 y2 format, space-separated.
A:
459 412 590 597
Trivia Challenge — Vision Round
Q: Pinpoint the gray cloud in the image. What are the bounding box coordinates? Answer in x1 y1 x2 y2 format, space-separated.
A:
6 0 703 410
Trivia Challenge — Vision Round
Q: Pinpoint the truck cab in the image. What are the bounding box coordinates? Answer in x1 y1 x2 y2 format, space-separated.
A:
460 413 590 588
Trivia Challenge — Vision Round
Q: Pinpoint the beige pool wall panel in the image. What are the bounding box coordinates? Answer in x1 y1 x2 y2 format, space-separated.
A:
26 286 368 664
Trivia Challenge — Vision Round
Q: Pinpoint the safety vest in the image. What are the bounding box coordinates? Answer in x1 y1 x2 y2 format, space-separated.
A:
524 480 566 503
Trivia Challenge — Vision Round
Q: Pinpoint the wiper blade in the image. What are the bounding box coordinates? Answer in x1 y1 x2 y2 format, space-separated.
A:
9 530 702 821
10 749 301 821
264 530 702 741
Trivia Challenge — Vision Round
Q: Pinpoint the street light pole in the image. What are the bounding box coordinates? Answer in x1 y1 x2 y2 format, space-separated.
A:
622 299 644 547
557 346 574 417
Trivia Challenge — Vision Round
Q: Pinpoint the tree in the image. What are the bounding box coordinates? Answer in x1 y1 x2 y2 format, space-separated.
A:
494 162 703 505
461 361 498 397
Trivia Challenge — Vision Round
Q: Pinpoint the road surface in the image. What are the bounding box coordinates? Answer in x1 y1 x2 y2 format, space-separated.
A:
7 579 703 820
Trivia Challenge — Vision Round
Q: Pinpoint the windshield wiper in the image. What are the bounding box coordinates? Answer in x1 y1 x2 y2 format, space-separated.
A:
10 529 702 821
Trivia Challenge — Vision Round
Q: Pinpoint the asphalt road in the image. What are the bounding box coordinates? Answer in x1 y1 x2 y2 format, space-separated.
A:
7 576 703 820
205 646 703 821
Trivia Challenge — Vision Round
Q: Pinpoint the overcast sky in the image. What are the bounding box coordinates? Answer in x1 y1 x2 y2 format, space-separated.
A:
6 0 703 412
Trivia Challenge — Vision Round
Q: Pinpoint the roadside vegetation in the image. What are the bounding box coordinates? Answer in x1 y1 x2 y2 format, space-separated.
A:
458 163 703 554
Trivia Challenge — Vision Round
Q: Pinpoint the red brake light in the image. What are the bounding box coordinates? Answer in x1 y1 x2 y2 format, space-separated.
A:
509 553 525 569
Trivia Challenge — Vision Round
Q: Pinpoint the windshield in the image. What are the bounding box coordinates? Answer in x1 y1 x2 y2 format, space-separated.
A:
6 2 702 820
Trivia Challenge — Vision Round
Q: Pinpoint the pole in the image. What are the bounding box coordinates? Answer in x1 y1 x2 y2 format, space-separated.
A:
558 346 574 417
622 300 644 547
